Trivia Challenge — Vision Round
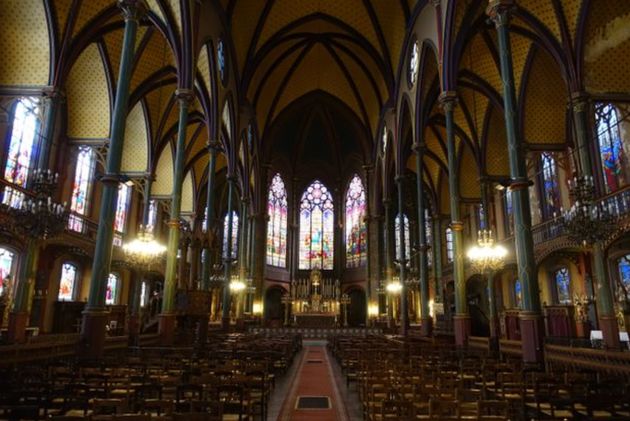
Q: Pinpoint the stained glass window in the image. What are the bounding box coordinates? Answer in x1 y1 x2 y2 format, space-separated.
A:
140 281 147 307
113 183 132 246
3 98 40 208
0 248 15 296
595 103 626 193
504 190 514 236
217 39 226 84
395 213 411 264
58 263 78 301
345 175 367 268
445 227 454 263
68 147 95 232
554 267 571 304
540 153 560 219
299 180 334 270
382 125 388 157
202 207 208 233
147 200 157 231
514 279 522 308
267 174 288 267
424 209 433 267
408 40 419 87
106 273 120 305
617 255 630 295
223 211 239 259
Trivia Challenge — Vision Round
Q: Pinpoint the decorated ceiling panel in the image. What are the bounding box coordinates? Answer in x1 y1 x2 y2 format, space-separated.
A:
72 0 112 38
121 102 150 173
152 143 174 196
0 0 50 86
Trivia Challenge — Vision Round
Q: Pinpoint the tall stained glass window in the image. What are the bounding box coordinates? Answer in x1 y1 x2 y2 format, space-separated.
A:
445 227 454 263
554 267 571 304
217 39 226 84
595 103 626 193
58 263 78 301
140 281 147 308
408 40 419 87
424 209 433 267
267 174 288 267
113 183 132 246
106 273 120 305
0 248 15 296
345 175 367 268
299 180 334 270
514 279 522 309
617 255 630 296
202 207 208 233
3 98 40 208
147 200 157 231
223 211 239 259
68 147 95 232
540 153 560 219
395 213 411 264
504 190 514 236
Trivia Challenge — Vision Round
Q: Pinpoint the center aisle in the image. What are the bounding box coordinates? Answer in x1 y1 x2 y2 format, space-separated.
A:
276 342 349 421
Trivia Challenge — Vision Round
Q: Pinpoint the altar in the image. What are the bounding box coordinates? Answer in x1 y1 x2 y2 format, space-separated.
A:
294 313 337 328
289 268 342 328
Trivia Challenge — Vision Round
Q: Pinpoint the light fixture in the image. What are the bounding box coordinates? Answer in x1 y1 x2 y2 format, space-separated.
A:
122 225 167 268
368 303 379 317
467 229 508 273
386 277 403 294
229 276 246 293
252 302 263 315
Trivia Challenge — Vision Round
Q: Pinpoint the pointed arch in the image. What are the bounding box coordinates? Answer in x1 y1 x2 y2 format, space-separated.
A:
266 173 288 267
345 174 367 268
299 180 334 270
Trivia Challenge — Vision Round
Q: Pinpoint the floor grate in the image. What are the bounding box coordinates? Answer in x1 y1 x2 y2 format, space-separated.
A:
296 396 331 409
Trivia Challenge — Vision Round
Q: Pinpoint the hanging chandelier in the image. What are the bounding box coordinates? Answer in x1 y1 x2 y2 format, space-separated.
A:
467 229 508 273
122 225 167 269
3 169 68 240
561 175 617 246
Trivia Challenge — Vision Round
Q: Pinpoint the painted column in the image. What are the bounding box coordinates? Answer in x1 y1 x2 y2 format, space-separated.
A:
7 239 39 343
572 94 620 348
237 197 249 318
201 141 220 291
433 216 443 302
383 199 393 326
80 0 145 357
440 91 470 346
221 175 236 329
396 175 408 336
413 142 432 336
480 180 500 343
488 0 544 363
159 88 194 345
189 238 200 288
363 165 374 325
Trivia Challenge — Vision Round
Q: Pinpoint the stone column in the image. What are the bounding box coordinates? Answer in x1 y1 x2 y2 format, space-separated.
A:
396 175 408 336
413 142 432 336
159 88 194 345
189 238 200 289
201 140 220 291
7 239 39 343
432 216 443 302
80 0 145 357
363 165 374 323
221 176 236 329
440 91 470 346
383 199 393 326
488 0 544 363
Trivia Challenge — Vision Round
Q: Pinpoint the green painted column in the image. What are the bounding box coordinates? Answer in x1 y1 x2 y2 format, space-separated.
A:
396 176 409 336
433 216 443 302
80 0 145 357
383 199 393 325
413 142 432 336
571 94 620 348
221 176 236 329
201 141 220 291
237 197 249 317
7 239 39 343
159 89 194 344
439 91 470 346
488 0 543 363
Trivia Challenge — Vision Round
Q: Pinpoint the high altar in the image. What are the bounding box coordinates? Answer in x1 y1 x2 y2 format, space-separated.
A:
291 269 341 327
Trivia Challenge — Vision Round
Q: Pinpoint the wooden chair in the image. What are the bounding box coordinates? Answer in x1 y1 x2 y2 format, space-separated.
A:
477 400 509 421
428 399 460 420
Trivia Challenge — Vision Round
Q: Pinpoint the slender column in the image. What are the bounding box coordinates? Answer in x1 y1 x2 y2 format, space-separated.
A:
363 165 374 321
383 199 393 326
571 93 593 178
439 91 470 346
237 198 249 318
396 176 408 336
488 0 543 363
7 239 38 343
221 176 236 329
189 238 200 288
432 216 443 302
413 142 432 336
80 0 145 357
159 88 194 344
201 141 220 291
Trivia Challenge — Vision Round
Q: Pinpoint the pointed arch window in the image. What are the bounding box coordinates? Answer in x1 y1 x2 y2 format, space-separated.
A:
595 103 627 193
445 227 454 263
554 267 571 305
267 174 288 267
395 213 410 264
424 209 433 267
540 153 560 219
106 273 120 305
617 255 630 300
58 263 78 301
147 200 157 232
514 279 522 309
68 147 96 232
140 281 148 308
345 175 367 268
299 180 334 270
223 211 239 259
113 183 132 246
0 247 15 296
504 190 514 237
3 97 40 208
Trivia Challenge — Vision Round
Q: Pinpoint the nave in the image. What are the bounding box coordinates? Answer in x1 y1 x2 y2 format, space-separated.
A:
2 331 630 420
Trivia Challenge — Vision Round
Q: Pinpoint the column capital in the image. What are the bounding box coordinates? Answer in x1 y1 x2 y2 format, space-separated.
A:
430 0 441 8
508 177 533 192
450 221 464 231
207 139 222 152
117 0 147 21
486 0 515 27
175 88 195 106
438 91 458 112
412 142 426 154
43 88 65 102
226 174 238 183
570 91 590 113
394 175 406 184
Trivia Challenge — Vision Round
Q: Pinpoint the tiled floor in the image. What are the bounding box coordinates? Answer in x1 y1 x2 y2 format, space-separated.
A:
267 340 362 421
